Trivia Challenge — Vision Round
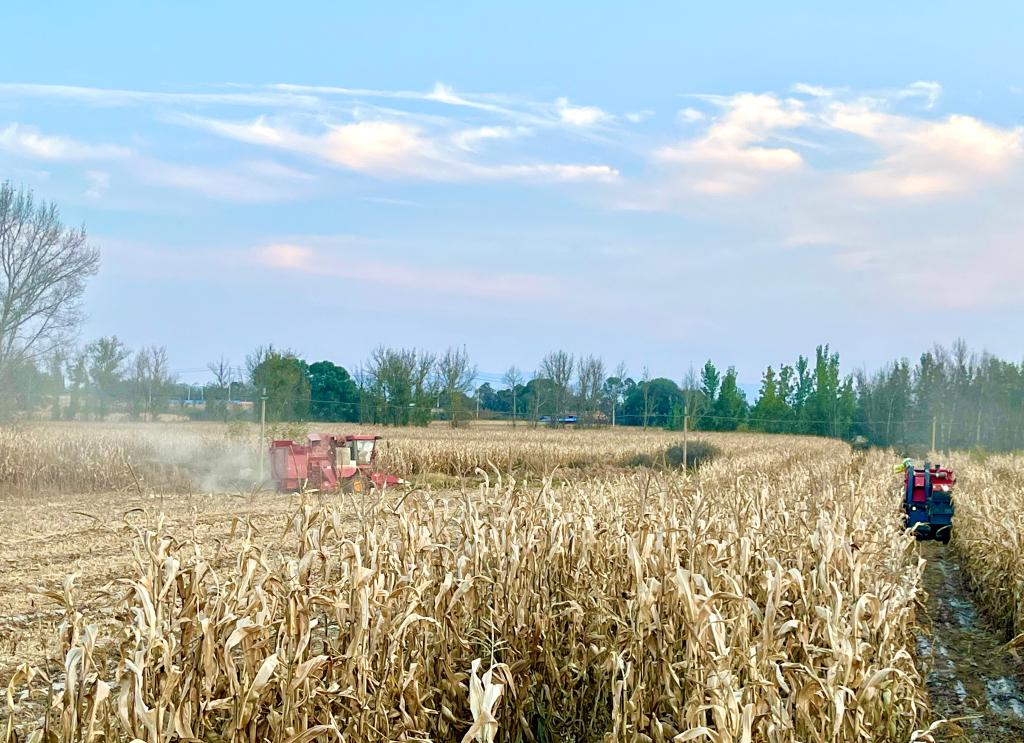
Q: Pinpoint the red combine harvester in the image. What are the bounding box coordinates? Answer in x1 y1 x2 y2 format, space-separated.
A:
269 434 403 493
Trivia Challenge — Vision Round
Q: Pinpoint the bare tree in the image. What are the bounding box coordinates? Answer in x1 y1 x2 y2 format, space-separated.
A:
207 355 235 422
540 350 575 425
207 355 234 388
87 336 130 418
503 365 524 427
245 344 275 384
576 355 605 426
0 183 100 397
130 345 173 420
364 346 436 426
681 364 705 426
437 346 476 427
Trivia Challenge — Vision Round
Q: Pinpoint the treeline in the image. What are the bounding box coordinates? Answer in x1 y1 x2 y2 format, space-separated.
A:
5 338 1024 452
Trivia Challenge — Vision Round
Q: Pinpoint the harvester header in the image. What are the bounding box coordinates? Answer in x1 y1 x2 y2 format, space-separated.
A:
269 433 403 493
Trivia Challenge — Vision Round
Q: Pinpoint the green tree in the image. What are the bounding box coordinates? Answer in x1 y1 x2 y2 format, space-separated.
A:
711 366 748 431
791 355 814 432
750 365 793 433
250 348 310 422
622 378 685 427
698 360 721 429
308 360 359 421
523 376 557 425
803 345 854 437
601 373 633 426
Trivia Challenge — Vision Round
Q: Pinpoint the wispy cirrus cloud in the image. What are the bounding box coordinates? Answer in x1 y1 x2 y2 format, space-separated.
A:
0 82 323 109
5 78 1024 313
0 81 625 191
179 112 618 182
257 242 558 300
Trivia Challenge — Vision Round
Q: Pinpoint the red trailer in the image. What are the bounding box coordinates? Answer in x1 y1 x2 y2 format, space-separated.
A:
269 434 403 493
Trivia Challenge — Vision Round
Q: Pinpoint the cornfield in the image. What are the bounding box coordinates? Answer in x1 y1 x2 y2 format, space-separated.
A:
946 452 1024 639
2 435 934 742
0 422 762 494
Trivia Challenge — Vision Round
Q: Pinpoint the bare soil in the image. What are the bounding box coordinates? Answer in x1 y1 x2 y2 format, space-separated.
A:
917 540 1024 741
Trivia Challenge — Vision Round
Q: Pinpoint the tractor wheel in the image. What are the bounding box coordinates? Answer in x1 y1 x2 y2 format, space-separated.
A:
342 474 371 495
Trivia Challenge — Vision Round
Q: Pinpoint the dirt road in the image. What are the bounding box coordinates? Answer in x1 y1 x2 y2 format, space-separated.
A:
918 540 1024 741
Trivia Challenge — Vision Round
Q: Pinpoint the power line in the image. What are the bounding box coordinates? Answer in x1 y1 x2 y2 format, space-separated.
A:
9 389 971 429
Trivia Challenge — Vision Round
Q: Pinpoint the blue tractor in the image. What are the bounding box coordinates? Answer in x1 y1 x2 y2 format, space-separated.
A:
902 459 955 543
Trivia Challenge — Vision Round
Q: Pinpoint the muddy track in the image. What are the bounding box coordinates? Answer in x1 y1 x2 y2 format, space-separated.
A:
918 540 1024 741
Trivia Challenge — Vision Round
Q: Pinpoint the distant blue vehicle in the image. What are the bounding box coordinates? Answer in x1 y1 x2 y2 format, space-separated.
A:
538 415 551 423
558 415 577 424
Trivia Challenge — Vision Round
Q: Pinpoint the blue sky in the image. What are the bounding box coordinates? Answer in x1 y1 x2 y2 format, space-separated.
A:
2 2 1022 388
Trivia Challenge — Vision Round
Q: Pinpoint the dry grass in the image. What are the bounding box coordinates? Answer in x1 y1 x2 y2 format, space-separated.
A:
1 431 932 742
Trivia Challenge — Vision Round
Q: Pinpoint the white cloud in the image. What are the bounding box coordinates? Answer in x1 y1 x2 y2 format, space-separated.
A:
899 81 943 109
655 94 806 195
629 84 1024 310
183 113 618 184
451 125 527 151
677 107 706 123
655 87 1022 200
625 110 655 124
826 104 1023 197
483 163 620 182
555 97 609 127
792 83 834 98
320 120 430 172
0 123 131 160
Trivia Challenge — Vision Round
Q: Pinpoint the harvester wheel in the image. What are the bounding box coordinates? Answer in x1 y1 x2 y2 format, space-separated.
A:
342 474 372 495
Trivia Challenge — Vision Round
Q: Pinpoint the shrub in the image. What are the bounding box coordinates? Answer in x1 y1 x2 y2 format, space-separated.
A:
625 440 720 470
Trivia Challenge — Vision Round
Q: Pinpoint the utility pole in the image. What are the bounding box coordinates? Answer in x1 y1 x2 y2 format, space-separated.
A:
511 384 517 428
931 416 937 453
476 390 480 420
683 414 689 471
259 387 268 481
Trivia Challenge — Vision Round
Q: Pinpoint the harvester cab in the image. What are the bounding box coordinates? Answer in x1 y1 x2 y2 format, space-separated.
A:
902 460 955 543
269 433 403 493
